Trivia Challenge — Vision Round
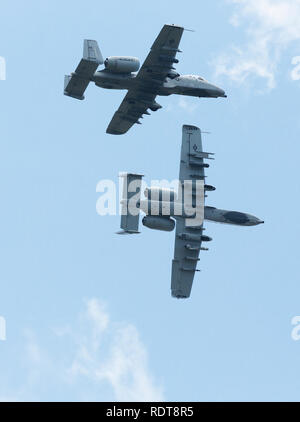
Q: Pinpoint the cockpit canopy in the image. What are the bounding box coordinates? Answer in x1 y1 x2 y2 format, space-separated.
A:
180 75 208 82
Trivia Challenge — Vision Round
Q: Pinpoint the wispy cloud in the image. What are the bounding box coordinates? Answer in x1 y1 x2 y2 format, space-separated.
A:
0 299 164 402
178 98 198 113
65 298 164 402
213 0 300 90
165 98 198 114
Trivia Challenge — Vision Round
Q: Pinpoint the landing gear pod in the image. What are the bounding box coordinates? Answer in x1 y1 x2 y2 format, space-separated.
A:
142 216 175 232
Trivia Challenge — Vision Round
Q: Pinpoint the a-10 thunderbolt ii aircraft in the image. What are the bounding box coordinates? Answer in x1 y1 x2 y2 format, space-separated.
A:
64 24 226 135
118 125 264 299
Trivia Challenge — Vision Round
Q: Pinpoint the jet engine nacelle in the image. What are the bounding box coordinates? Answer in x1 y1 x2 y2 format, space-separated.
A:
104 56 140 73
144 187 177 202
142 216 175 232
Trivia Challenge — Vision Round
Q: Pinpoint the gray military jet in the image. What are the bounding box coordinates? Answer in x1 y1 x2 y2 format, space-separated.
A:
118 125 264 299
64 24 226 135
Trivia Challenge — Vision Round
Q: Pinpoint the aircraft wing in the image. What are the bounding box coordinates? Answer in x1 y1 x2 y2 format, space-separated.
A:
106 90 157 135
171 125 213 298
136 24 184 83
171 217 203 298
106 24 184 135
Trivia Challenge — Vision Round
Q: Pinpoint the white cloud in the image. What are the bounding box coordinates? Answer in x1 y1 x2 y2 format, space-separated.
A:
214 0 300 89
178 98 198 113
67 298 164 402
0 299 164 402
25 331 44 364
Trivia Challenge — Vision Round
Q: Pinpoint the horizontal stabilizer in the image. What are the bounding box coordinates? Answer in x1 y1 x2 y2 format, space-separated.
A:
116 230 140 235
64 40 103 100
120 173 144 233
64 75 87 100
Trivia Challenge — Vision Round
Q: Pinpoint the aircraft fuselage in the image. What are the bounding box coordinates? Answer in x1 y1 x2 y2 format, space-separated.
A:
139 200 263 226
92 71 226 99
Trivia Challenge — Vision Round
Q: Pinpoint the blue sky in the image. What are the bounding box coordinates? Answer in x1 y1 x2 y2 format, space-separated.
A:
1 0 300 401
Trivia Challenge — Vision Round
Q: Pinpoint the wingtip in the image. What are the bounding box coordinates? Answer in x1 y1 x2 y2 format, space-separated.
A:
106 129 124 135
183 124 200 131
165 24 194 31
165 23 185 30
171 291 189 299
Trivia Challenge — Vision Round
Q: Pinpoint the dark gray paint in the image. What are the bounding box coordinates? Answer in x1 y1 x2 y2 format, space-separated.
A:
64 25 226 135
117 125 263 299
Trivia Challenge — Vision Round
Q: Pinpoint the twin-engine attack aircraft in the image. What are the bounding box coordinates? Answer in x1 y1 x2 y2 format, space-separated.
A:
64 24 226 135
118 125 264 299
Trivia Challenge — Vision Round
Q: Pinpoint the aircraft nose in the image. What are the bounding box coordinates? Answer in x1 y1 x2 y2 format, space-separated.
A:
209 84 227 98
251 217 264 226
216 87 226 97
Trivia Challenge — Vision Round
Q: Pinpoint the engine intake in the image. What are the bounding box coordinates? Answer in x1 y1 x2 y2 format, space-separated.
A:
142 216 175 232
104 56 140 73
